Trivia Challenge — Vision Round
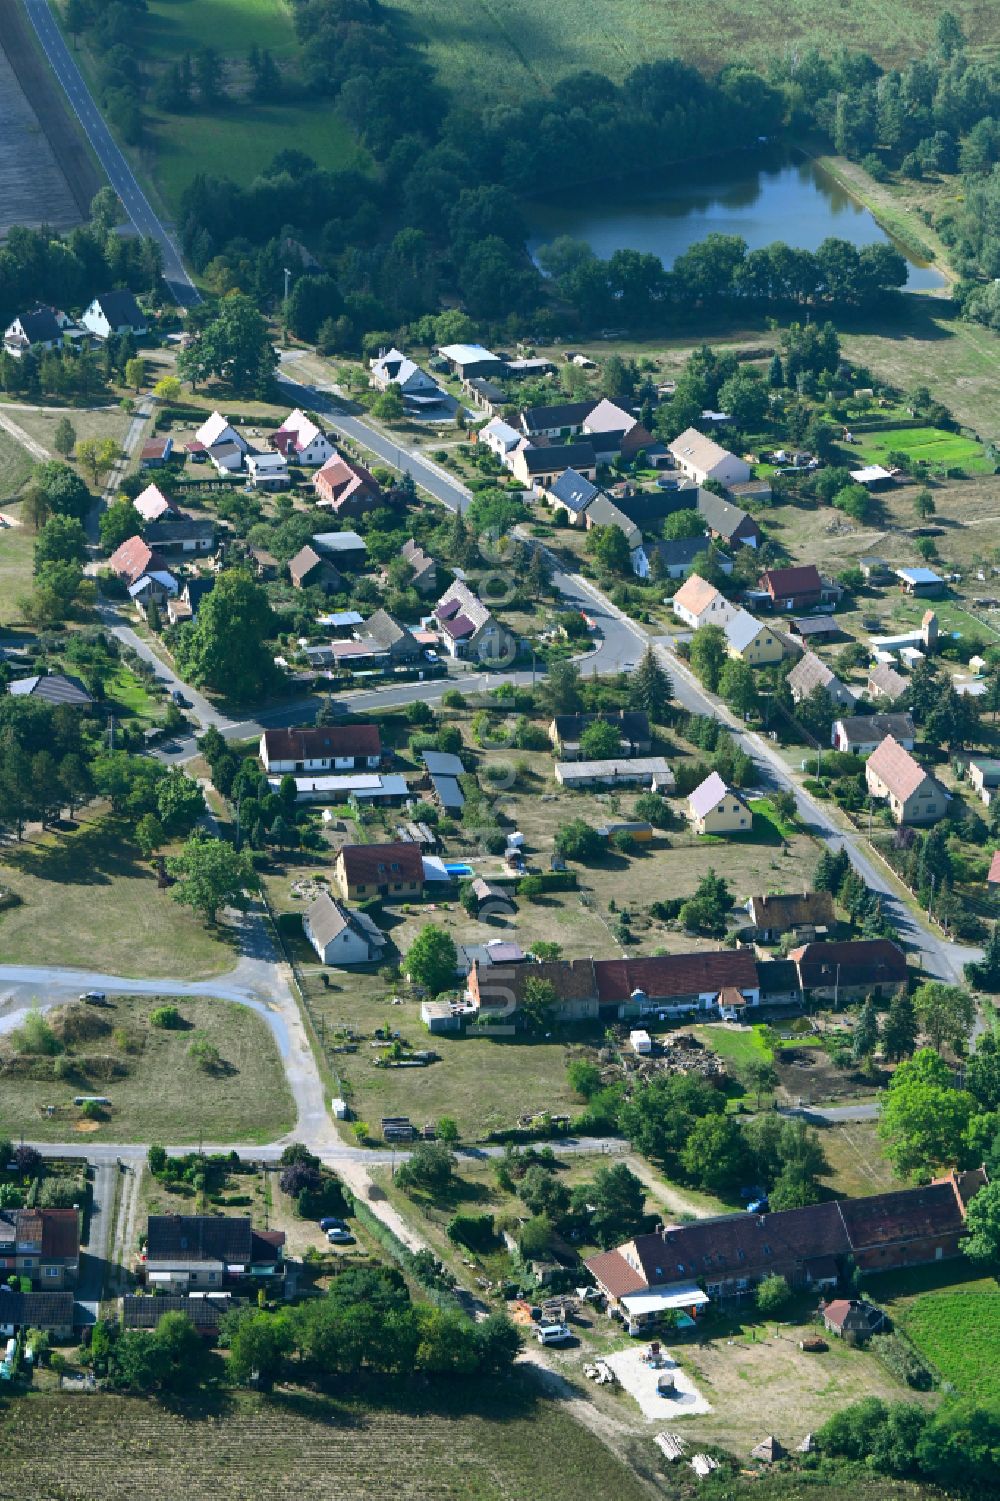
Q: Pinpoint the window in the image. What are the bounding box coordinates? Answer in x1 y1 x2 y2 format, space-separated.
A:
45 1266 59 1278
355 884 366 894
21 1258 33 1267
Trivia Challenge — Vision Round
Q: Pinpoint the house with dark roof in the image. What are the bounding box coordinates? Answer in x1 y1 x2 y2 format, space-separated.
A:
142 1215 284 1290
434 580 516 665
865 736 947 825
511 440 598 491
259 725 381 775
544 467 600 524
697 488 761 548
519 399 593 440
4 305 75 357
333 842 424 902
467 956 600 1024
832 713 915 755
8 673 92 708
358 608 423 664
760 564 826 612
304 890 385 966
0 1209 80 1288
789 938 907 1000
822 1299 887 1343
81 290 147 339
288 544 342 594
122 1293 239 1337
143 515 216 556
548 710 651 761
746 890 835 942
582 493 643 552
0 1289 76 1338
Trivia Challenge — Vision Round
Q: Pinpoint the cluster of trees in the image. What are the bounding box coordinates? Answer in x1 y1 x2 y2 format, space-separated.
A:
176 293 277 397
492 1143 649 1251
877 1038 1000 1180
819 1394 1000 1490
171 569 278 700
0 694 97 837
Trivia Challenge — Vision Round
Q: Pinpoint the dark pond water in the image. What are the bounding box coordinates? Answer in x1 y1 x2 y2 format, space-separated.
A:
525 147 945 292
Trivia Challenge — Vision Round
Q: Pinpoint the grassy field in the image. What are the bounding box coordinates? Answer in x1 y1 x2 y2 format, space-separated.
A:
0 502 35 627
0 1385 655 1501
144 0 300 55
898 1288 1000 1402
0 992 294 1143
0 813 233 979
817 1120 898 1200
0 429 37 499
855 424 992 475
386 0 996 103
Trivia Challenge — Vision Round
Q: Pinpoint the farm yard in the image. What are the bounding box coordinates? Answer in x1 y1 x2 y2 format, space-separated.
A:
0 992 294 1143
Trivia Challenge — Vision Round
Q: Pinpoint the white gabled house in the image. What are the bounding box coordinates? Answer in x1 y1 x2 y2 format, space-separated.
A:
369 347 439 397
4 306 75 358
270 409 334 467
80 290 148 340
195 411 247 452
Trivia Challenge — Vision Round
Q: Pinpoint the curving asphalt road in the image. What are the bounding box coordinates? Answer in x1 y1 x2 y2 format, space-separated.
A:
23 0 199 307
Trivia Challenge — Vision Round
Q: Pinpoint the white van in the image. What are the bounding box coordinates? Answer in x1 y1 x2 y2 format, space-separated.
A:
535 1323 572 1346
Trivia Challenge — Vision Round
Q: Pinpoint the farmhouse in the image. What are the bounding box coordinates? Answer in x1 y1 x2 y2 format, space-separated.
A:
142 1215 284 1290
195 412 247 453
133 483 177 523
303 890 385 966
832 713 916 754
143 516 216 556
722 609 784 666
167 576 214 625
369 347 439 396
548 710 651 760
81 290 147 339
3 305 74 357
581 398 653 462
0 1209 80 1288
760 564 826 612
0 1290 76 1339
668 429 751 489
688 772 750 835
555 757 674 791
312 454 381 515
519 399 593 440
594 950 760 1019
586 1169 986 1314
697 488 761 548
468 957 601 1024
583 493 643 552
865 736 947 825
434 580 516 664
122 1294 237 1337
822 1299 887 1343
8 672 92 707
790 938 908 1000
671 574 737 631
787 652 857 709
511 440 598 490
270 409 334 467
746 890 835 942
259 725 381 774
333 842 424 902
438 342 505 380
545 467 600 523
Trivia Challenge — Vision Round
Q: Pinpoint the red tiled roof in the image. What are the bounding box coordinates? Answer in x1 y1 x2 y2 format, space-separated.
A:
585 1248 646 1299
866 735 931 802
40 1208 80 1259
338 842 424 885
108 535 167 583
594 950 758 1003
262 725 381 762
789 939 907 989
761 564 822 599
989 851 1000 886
837 1184 963 1249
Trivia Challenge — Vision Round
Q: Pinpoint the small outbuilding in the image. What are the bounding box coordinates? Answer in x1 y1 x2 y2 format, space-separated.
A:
822 1298 887 1345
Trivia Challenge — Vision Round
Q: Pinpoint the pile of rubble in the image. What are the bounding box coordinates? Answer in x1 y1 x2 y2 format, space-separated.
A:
601 1033 729 1086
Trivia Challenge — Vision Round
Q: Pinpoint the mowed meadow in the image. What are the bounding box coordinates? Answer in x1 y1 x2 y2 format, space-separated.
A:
385 0 999 103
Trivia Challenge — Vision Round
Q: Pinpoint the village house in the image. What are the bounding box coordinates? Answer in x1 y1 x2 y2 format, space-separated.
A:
259 725 381 775
0 1290 76 1340
208 441 246 475
140 436 173 469
519 399 593 441
696 488 761 548
671 574 737 631
195 411 247 454
303 890 386 966
867 662 909 702
544 467 600 524
586 1169 986 1318
270 409 334 467
594 950 761 1020
478 417 522 462
468 956 601 1025
511 439 598 491
0 1208 80 1288
133 483 178 523
822 1299 887 1344
548 710 651 760
639 536 709 581
122 1294 237 1338
722 609 785 666
108 535 169 586
434 580 516 664
399 538 438 593
3 305 75 357
141 1215 284 1291
787 652 857 710
789 615 843 646
8 672 92 708
832 713 916 755
582 493 643 553
312 454 382 516
288 544 341 594
554 757 674 791
143 515 216 557
80 290 147 339
789 938 908 1001
128 568 178 620
746 890 835 943
865 736 947 825
166 576 214 626
369 347 440 396
760 564 826 612
333 842 425 902
246 451 290 490
581 398 653 463
668 428 751 489
357 608 424 665
688 771 751 835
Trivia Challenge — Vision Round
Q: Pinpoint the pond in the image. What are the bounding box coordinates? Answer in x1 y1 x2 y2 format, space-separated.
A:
525 146 945 292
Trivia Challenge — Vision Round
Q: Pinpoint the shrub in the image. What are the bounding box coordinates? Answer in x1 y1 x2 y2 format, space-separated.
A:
150 1005 183 1030
446 1212 496 1251
871 1331 933 1390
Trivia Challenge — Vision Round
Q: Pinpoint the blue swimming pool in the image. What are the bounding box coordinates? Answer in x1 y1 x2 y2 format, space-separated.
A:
444 862 473 876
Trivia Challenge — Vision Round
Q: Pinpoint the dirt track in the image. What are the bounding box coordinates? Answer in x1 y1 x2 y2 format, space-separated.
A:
0 0 103 228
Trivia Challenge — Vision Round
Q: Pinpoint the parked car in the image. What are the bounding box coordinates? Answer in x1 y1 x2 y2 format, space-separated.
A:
327 1227 355 1245
747 1196 769 1215
170 689 187 706
79 991 106 1004
535 1323 573 1346
319 1217 346 1232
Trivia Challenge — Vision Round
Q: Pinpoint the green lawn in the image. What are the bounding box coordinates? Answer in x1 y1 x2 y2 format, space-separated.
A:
898 1287 1000 1402
0 429 37 501
690 1022 774 1071
104 665 163 725
0 502 35 627
0 993 294 1143
0 814 233 979
856 424 991 474
144 0 300 56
